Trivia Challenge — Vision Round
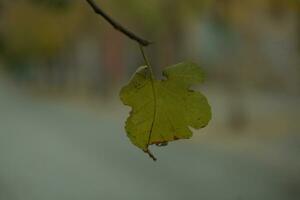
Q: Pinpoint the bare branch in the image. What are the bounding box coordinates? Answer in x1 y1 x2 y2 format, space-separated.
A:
85 0 152 46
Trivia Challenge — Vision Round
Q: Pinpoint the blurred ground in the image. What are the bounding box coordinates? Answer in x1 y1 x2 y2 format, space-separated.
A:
0 78 299 200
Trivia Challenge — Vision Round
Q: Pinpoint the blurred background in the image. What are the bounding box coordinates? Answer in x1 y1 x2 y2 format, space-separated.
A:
0 0 299 199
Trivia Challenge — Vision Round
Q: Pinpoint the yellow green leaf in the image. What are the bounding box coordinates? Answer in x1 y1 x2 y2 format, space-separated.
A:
120 62 211 160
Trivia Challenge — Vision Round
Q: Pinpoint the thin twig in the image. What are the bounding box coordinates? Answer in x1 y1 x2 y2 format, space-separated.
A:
85 0 152 46
144 150 157 161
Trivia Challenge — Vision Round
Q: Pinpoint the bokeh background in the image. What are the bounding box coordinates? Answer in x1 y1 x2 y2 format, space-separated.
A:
0 0 299 199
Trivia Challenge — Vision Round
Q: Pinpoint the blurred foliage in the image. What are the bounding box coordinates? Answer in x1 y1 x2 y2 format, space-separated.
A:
0 0 211 69
1 1 85 64
107 0 211 32
0 0 208 57
0 0 299 94
29 0 72 10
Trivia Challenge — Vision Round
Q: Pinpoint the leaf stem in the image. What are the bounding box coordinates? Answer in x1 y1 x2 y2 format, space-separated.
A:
144 150 157 161
139 45 157 161
139 45 153 77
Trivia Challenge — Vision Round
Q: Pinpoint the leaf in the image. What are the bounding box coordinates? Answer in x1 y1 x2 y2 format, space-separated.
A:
120 62 211 160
